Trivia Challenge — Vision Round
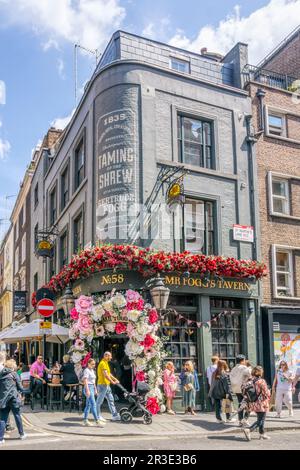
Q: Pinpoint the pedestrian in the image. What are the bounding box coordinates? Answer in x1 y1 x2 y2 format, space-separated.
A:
0 359 26 444
29 355 50 397
242 366 271 441
60 355 78 401
272 360 294 418
230 355 251 426
0 352 6 443
180 361 197 415
82 358 104 427
163 361 178 415
96 352 121 422
206 356 219 390
209 359 233 423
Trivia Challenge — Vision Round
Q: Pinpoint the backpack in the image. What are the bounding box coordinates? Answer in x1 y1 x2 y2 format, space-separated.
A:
243 378 260 402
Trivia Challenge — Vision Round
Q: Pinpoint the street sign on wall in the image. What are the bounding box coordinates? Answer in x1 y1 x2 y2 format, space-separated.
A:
37 298 55 318
233 224 254 243
39 320 52 336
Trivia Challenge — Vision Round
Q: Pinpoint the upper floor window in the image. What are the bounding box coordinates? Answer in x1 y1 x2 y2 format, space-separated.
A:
34 223 39 250
73 212 84 254
49 243 56 281
19 207 23 229
14 246 19 275
170 57 190 74
268 112 285 136
21 233 26 264
178 115 213 169
271 177 290 215
60 231 68 269
274 249 294 297
74 139 85 190
34 272 38 292
61 165 69 211
183 199 215 255
49 187 57 226
34 183 39 208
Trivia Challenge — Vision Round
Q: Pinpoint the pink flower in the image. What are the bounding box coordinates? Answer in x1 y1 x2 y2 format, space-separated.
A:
127 298 145 311
81 352 92 368
126 289 141 303
136 371 146 382
70 308 79 320
75 339 85 350
140 334 156 348
95 325 105 337
77 314 93 335
75 295 93 315
115 322 127 335
126 323 135 338
148 308 159 324
144 347 157 359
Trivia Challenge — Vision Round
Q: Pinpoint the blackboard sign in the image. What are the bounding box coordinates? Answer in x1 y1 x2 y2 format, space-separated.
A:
14 291 27 313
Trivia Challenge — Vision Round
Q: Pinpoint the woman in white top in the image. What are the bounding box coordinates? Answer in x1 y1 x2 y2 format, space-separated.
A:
82 358 104 427
272 360 294 418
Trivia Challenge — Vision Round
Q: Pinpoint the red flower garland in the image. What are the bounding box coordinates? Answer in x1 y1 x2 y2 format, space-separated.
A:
146 396 160 415
31 244 267 306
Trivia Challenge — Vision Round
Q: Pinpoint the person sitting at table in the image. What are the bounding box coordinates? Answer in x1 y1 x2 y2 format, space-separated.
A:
60 355 78 400
29 356 50 397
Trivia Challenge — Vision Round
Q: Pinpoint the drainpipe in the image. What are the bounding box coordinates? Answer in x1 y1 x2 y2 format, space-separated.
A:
256 88 266 133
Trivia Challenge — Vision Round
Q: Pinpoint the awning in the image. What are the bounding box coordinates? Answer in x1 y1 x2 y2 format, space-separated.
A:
1 319 70 344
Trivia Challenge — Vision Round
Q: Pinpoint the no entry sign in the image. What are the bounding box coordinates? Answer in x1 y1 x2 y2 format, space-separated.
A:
37 298 55 318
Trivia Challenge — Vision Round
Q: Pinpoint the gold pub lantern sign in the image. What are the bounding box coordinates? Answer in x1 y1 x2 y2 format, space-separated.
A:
166 178 185 211
36 240 54 258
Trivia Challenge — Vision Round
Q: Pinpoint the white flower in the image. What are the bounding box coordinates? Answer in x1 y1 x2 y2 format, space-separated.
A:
134 356 148 371
127 309 141 322
125 340 144 359
104 322 116 333
112 293 127 308
156 378 163 386
91 304 105 321
160 404 166 413
71 352 83 364
69 326 78 340
103 300 114 313
147 370 156 380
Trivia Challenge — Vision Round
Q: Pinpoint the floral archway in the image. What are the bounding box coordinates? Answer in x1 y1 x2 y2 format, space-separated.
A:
67 289 166 415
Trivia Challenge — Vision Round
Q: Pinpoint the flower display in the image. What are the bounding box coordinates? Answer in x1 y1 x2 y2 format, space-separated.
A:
146 397 160 415
67 290 166 411
32 244 266 303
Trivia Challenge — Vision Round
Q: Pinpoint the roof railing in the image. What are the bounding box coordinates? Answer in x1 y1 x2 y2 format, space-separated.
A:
242 64 299 92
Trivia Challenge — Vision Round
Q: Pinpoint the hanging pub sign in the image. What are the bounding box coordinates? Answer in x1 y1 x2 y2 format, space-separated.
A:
13 291 27 313
36 239 54 258
166 179 185 211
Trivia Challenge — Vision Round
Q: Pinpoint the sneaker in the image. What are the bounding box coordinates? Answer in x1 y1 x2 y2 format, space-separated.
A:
83 420 93 426
19 434 27 440
259 434 271 440
216 419 223 424
226 417 236 423
98 416 107 423
289 410 294 417
111 415 121 421
242 419 250 427
96 420 105 427
167 409 175 415
243 428 251 441
0 440 5 445
4 433 10 439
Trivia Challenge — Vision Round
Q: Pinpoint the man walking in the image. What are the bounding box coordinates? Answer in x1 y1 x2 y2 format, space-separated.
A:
96 352 121 422
230 354 251 426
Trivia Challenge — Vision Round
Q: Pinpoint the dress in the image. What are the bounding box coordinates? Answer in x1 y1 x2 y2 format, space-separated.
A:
182 371 196 409
163 369 177 398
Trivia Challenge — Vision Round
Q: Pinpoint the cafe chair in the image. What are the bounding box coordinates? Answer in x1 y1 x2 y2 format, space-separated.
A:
47 383 64 411
63 383 80 412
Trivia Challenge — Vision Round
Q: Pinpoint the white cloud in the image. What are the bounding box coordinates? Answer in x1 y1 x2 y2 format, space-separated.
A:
142 17 171 40
142 23 155 38
0 0 126 50
57 58 66 79
0 138 11 160
42 38 60 52
0 80 6 105
169 0 300 64
51 109 75 130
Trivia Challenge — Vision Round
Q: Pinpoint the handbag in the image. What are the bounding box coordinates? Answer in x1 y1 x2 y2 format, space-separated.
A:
170 382 177 392
222 398 234 414
184 383 194 392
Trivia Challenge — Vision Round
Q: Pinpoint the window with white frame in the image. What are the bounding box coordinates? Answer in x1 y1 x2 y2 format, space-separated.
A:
271 176 290 215
21 233 26 264
275 249 294 297
268 112 285 136
170 57 190 73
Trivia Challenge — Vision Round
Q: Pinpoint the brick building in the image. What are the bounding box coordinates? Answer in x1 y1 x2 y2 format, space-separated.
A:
244 27 300 385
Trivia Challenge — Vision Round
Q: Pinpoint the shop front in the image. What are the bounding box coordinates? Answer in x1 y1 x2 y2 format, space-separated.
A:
57 269 259 410
262 306 300 401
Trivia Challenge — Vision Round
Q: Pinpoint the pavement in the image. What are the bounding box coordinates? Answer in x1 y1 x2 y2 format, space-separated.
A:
22 406 300 438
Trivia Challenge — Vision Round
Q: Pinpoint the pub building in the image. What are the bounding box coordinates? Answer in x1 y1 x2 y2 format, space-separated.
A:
28 31 263 408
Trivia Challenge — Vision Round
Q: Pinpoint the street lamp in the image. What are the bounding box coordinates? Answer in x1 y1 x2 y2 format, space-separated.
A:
148 273 170 312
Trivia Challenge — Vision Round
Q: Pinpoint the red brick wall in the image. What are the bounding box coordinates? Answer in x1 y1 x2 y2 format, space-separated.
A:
262 31 300 79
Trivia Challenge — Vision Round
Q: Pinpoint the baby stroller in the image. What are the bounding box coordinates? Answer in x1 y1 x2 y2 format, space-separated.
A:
116 382 153 425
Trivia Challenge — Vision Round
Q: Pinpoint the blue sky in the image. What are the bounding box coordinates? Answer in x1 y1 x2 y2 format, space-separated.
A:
0 0 299 239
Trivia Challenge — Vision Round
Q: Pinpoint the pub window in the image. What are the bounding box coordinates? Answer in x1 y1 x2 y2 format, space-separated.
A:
61 165 69 211
49 243 57 280
268 112 285 136
162 295 198 373
271 176 290 215
210 298 242 369
275 249 294 297
73 212 84 254
183 198 215 255
49 187 57 226
170 57 190 74
60 231 68 269
74 138 85 190
34 183 39 208
178 115 214 169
